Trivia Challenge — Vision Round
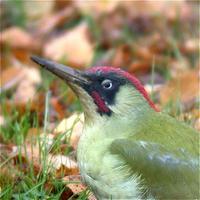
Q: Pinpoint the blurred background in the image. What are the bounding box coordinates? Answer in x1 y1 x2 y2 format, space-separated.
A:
0 0 199 199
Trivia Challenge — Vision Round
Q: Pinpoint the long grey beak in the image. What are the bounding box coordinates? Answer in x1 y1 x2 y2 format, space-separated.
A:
31 56 90 85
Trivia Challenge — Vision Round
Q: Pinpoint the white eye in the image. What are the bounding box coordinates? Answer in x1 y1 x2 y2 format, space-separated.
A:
101 79 113 89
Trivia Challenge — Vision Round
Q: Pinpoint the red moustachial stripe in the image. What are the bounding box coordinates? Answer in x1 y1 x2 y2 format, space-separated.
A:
87 66 159 112
91 91 110 113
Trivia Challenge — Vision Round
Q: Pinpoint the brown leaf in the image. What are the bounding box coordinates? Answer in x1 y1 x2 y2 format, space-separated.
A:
75 0 120 16
112 45 132 67
135 46 153 61
26 128 41 144
44 179 74 200
36 6 77 37
0 67 25 92
0 143 16 158
4 93 45 123
128 61 150 74
12 154 30 173
60 188 74 200
18 144 41 165
50 97 66 119
50 144 70 155
54 113 84 149
44 23 94 67
56 164 79 178
67 183 86 195
0 27 38 50
13 67 41 103
62 175 87 198
13 80 36 103
0 165 21 186
160 69 199 105
62 175 81 182
0 143 41 176
55 0 73 10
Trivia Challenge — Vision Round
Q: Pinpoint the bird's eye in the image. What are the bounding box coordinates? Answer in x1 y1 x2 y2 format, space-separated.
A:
101 79 113 89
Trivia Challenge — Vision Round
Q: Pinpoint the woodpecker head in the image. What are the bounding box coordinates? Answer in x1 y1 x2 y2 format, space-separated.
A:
31 56 158 123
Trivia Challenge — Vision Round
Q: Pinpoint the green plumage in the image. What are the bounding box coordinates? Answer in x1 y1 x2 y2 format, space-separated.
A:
77 90 199 200
30 57 199 200
110 112 199 199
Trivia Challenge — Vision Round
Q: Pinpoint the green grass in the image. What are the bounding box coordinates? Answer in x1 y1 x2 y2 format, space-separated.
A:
1 0 26 29
0 102 88 200
0 72 87 199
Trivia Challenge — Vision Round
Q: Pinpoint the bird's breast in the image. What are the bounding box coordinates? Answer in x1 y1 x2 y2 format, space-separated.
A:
76 127 144 199
77 128 113 182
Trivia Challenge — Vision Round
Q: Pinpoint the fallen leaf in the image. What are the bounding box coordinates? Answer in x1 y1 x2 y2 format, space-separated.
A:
13 67 41 103
62 175 88 199
0 27 38 50
62 175 81 182
22 67 42 85
54 113 84 149
128 61 150 74
63 176 96 200
0 165 21 187
0 143 16 158
111 45 132 67
0 67 25 92
75 0 121 16
160 69 199 106
135 46 153 61
56 164 79 178
0 143 41 176
26 128 41 143
67 183 86 195
55 0 72 10
48 154 78 170
17 144 40 165
4 93 45 123
60 187 74 200
36 6 77 37
50 97 66 119
44 23 94 67
13 80 36 103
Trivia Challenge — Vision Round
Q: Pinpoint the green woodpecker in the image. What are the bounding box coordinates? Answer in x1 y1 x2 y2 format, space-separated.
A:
31 56 199 200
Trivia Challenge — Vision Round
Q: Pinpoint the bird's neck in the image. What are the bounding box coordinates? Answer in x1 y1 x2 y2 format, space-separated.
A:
80 104 155 150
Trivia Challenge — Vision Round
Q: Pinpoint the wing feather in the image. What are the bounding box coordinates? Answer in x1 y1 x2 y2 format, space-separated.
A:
110 139 199 199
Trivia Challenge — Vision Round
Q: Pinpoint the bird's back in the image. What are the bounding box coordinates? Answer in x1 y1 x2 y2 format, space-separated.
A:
127 112 199 199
